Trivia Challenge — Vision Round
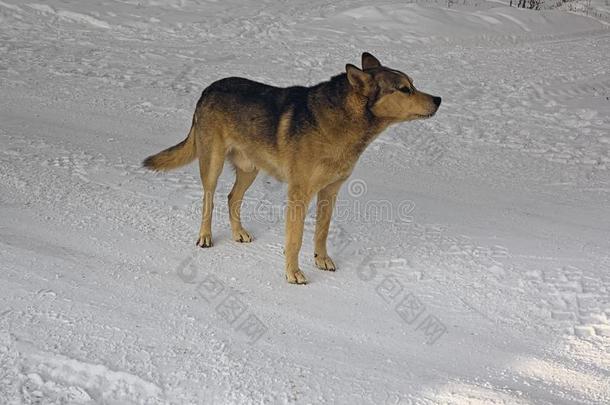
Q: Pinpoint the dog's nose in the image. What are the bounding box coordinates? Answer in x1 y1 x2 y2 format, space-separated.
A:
433 96 442 107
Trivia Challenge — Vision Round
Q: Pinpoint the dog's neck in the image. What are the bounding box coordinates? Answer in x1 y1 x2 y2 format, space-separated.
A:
311 74 390 156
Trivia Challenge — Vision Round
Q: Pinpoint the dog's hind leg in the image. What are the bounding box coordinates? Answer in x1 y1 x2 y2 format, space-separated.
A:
228 166 258 243
195 133 225 248
313 179 344 271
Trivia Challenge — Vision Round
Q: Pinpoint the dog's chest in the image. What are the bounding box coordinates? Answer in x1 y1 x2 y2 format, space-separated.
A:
314 152 358 182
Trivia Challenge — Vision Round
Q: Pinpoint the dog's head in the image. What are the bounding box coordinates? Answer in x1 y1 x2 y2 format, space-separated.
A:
346 52 441 122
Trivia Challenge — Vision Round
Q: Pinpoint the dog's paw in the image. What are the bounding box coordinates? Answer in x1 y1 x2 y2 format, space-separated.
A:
285 269 308 284
232 228 253 243
314 253 336 271
196 234 213 248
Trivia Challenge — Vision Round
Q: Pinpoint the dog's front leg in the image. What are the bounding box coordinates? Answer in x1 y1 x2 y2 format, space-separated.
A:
314 179 344 271
284 184 314 284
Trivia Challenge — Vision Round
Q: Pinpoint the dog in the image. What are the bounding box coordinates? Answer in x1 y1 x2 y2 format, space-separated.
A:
143 52 441 284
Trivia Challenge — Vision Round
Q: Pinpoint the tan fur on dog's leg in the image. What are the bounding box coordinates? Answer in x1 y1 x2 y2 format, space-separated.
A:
228 166 258 243
284 185 313 284
196 136 225 248
314 179 344 271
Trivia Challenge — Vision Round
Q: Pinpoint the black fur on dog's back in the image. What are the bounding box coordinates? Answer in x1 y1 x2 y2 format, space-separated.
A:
199 75 354 144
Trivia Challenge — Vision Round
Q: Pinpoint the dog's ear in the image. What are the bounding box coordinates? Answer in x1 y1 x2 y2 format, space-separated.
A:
346 64 373 95
361 52 382 70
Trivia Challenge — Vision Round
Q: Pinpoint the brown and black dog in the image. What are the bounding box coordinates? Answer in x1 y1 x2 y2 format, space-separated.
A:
144 52 441 284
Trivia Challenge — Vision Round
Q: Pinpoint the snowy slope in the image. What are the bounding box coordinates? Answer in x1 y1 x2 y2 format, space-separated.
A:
1 0 609 404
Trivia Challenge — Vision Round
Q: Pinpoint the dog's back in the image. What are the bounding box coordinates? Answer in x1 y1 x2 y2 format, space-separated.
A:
200 77 322 145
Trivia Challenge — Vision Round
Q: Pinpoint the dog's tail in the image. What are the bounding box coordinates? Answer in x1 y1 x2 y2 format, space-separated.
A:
143 118 197 171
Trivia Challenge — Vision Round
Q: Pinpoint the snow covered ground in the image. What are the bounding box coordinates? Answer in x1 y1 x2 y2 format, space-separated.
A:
1 0 609 403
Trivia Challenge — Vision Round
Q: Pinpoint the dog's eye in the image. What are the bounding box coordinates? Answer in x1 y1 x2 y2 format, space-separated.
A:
398 86 413 94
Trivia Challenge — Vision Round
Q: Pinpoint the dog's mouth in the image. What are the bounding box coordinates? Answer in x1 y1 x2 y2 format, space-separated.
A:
414 112 435 119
